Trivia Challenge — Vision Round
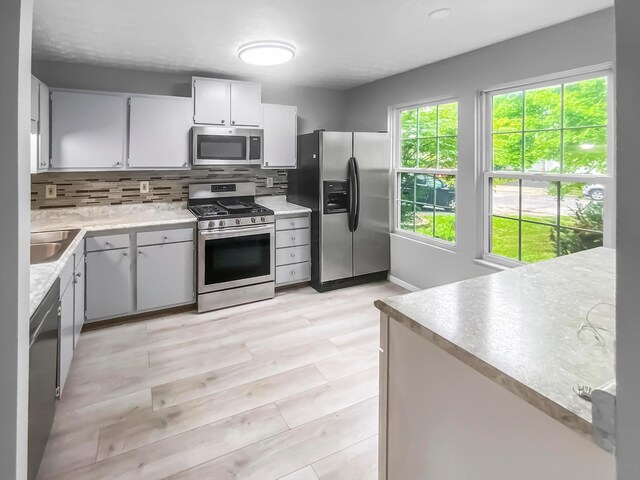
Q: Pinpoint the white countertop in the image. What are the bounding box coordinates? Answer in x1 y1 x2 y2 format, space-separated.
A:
30 198 309 316
375 247 616 438
256 195 311 216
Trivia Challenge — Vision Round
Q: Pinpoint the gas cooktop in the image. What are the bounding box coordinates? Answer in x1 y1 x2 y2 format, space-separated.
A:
187 183 274 230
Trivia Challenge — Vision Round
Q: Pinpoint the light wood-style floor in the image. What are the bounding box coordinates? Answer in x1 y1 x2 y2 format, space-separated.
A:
37 280 406 480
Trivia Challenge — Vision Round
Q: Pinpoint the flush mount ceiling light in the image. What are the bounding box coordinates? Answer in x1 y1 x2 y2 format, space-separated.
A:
238 41 296 66
429 8 452 19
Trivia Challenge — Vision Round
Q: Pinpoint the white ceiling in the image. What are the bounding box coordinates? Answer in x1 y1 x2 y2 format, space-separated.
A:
32 0 613 90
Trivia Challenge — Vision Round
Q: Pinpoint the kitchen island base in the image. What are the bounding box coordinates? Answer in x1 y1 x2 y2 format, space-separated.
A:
379 314 615 480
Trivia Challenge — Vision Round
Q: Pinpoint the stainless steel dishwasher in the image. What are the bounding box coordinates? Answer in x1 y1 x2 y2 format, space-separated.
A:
28 279 60 480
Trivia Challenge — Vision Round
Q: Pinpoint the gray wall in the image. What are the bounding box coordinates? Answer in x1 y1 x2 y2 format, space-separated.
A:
0 0 33 478
344 8 615 290
615 1 640 478
31 61 347 134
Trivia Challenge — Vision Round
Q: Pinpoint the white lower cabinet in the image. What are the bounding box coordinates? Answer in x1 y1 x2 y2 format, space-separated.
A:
137 241 194 311
86 248 134 321
73 246 85 347
85 226 195 322
59 264 74 394
275 214 311 286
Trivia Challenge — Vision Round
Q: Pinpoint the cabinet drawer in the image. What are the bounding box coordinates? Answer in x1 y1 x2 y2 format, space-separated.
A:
137 228 193 247
86 234 129 252
276 229 310 248
276 246 310 266
276 216 309 231
276 262 311 285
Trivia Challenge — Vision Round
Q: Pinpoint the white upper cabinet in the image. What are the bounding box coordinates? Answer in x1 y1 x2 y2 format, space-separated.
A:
39 82 50 172
230 81 262 127
51 90 127 170
30 76 50 173
128 95 192 169
192 78 230 126
262 104 298 169
31 76 40 121
193 77 262 127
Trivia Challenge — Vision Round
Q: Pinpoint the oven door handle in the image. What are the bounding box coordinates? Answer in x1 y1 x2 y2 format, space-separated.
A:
199 224 274 240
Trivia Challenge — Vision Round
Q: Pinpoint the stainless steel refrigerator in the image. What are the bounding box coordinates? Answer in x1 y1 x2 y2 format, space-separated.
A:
288 130 390 292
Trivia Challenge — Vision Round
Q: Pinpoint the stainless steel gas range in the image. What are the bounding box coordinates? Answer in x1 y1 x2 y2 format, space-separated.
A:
188 182 275 313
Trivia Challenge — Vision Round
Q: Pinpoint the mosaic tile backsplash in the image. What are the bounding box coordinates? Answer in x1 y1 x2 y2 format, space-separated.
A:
31 166 288 209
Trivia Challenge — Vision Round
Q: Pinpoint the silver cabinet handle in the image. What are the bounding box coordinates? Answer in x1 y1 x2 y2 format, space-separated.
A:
291 236 296 241
290 270 295 276
221 119 225 124
76 272 82 278
105 241 111 246
138 250 142 254
116 161 121 166
291 253 296 258
290 221 296 226
40 162 47 167
231 120 236 125
163 236 169 240
123 251 128 256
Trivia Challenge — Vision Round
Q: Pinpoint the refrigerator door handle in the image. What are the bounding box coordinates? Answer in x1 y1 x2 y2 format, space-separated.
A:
353 157 361 231
348 157 357 232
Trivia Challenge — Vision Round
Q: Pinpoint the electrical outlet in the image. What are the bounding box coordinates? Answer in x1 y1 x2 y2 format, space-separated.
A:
45 185 57 199
140 181 150 194
266 177 274 188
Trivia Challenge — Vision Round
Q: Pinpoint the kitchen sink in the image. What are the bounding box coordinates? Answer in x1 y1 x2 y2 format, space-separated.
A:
30 229 80 265
30 230 77 244
31 243 62 263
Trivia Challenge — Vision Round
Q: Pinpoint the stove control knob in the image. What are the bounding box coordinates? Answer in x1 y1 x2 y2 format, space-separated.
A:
260 216 266 222
235 218 241 225
219 220 226 227
208 221 214 228
251 217 257 223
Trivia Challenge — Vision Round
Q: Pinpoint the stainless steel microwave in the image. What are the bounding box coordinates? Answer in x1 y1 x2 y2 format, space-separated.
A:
191 126 262 166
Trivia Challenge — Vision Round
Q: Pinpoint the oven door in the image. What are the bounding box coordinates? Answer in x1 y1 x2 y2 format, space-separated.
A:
198 225 275 293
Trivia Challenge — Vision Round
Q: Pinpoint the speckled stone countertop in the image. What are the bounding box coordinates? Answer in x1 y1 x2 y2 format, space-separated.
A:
256 195 311 216
31 202 196 233
375 247 615 439
30 203 197 317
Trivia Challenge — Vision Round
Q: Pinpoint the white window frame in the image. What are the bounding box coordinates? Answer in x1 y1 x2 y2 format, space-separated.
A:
390 94 459 250
479 64 615 267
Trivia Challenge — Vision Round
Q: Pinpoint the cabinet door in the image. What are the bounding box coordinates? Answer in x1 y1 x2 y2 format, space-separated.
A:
128 96 192 169
31 75 40 121
39 82 50 172
230 82 262 127
137 242 194 311
59 275 74 393
51 90 127 169
193 78 230 125
262 104 297 168
86 249 133 321
73 257 85 347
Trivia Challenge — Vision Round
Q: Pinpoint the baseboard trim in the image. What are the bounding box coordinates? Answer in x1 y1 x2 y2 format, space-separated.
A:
388 275 420 292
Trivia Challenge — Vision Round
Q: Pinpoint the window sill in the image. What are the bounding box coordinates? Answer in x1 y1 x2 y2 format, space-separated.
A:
391 230 457 253
472 258 515 271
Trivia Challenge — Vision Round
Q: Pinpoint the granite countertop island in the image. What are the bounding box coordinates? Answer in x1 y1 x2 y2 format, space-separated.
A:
375 247 616 438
